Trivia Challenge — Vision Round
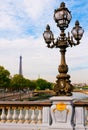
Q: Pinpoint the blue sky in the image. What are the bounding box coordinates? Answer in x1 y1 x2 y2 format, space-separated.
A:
0 0 88 83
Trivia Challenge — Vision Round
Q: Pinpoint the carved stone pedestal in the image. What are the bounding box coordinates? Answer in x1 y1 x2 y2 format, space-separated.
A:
49 96 73 130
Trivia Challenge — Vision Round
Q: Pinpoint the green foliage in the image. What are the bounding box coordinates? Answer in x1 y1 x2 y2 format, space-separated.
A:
28 80 37 91
10 74 26 91
0 65 53 92
0 66 10 89
82 86 88 90
36 78 53 90
10 75 36 91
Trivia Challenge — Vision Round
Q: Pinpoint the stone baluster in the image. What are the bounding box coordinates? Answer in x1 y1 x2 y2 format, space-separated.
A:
86 107 88 125
7 107 12 122
18 107 24 123
75 106 85 130
66 104 72 125
12 107 18 123
37 106 42 124
30 107 36 124
24 107 30 123
0 107 6 123
42 107 50 125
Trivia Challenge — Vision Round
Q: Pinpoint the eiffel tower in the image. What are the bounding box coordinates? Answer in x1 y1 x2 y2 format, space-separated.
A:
19 56 23 76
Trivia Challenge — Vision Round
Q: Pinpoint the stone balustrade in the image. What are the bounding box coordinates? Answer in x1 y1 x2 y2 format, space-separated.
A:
73 100 88 130
0 101 51 130
0 96 87 130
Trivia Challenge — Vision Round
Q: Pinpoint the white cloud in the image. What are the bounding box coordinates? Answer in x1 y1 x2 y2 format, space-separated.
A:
23 0 54 20
0 0 17 30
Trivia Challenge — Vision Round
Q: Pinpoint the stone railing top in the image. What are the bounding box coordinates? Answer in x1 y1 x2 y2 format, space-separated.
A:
0 100 52 107
73 100 88 106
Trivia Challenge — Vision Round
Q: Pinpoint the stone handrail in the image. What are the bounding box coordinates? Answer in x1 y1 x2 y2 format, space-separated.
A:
73 100 88 106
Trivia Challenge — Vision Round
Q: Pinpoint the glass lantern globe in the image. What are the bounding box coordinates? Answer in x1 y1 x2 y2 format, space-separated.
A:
71 20 84 41
54 2 72 30
43 24 54 45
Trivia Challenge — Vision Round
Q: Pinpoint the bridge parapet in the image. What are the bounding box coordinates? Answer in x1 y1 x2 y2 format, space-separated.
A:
0 101 51 130
0 95 87 130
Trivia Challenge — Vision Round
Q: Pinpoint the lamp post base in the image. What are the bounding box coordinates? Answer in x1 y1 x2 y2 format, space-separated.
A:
54 74 73 96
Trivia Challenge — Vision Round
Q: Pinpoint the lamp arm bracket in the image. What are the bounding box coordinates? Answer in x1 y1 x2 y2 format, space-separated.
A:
67 35 80 47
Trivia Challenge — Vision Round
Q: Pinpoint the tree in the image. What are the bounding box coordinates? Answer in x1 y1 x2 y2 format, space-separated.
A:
28 80 37 91
10 74 26 91
36 78 53 90
23 79 36 91
0 66 10 90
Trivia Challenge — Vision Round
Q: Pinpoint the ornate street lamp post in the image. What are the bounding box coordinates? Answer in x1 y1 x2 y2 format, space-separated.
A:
43 2 84 96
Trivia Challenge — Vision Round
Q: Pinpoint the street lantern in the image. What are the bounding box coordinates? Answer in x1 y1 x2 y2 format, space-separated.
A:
43 24 54 47
54 2 72 30
71 20 84 44
43 2 84 96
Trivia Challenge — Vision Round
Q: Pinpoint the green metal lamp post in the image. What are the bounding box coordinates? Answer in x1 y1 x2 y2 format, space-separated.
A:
43 2 84 96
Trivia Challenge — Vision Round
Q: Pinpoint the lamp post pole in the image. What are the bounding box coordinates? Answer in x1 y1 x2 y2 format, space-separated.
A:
43 2 84 96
